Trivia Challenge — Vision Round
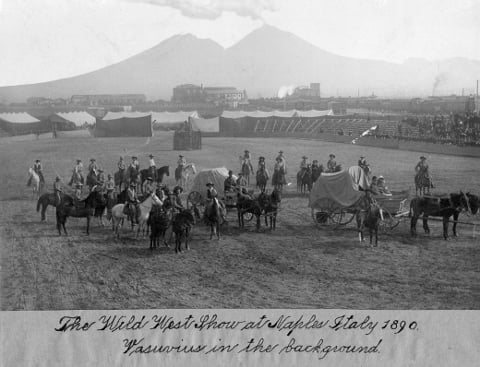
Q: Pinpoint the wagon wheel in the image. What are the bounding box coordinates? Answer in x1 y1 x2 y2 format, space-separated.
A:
187 191 204 211
311 198 350 228
378 210 400 231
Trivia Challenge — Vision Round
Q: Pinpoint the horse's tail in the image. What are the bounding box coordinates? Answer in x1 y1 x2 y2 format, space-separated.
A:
36 195 42 212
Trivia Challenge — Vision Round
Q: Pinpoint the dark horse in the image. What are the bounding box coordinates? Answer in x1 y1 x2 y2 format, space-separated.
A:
256 167 269 192
148 205 171 250
415 172 433 196
140 165 170 189
356 204 383 246
56 189 106 235
258 189 282 230
296 166 313 194
172 208 196 253
36 192 74 221
410 192 477 240
236 194 262 231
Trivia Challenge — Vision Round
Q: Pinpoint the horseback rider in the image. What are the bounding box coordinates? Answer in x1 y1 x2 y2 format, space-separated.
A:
415 156 430 178
177 154 186 169
88 158 98 176
224 170 237 193
172 185 184 212
74 183 83 200
118 156 126 172
129 155 140 184
236 172 248 191
377 176 392 196
143 177 156 195
33 159 44 184
148 154 156 182
96 168 105 187
53 176 63 206
240 150 254 173
276 151 286 173
105 174 115 198
327 154 337 172
125 182 140 225
70 159 84 186
299 155 309 178
131 156 140 171
257 156 270 179
206 182 227 222
311 160 322 182
358 156 368 171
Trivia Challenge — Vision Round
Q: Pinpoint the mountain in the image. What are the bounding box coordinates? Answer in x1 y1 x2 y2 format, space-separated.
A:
1 25 480 102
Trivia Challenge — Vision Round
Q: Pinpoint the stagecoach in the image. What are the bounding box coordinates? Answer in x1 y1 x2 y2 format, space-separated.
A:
309 167 410 231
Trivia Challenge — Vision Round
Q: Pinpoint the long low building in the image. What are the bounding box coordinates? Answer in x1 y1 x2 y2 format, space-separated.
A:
0 112 43 135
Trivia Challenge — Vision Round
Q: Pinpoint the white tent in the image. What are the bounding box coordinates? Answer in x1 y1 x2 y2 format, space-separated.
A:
55 111 96 127
295 109 333 118
190 116 219 132
0 112 40 124
190 167 237 197
151 111 197 124
102 111 150 120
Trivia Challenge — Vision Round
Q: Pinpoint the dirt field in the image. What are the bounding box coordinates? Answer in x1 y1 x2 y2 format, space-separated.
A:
1 132 479 310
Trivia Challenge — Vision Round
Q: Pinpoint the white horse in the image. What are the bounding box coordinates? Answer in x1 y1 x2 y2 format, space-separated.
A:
175 163 196 189
27 168 42 200
111 192 163 238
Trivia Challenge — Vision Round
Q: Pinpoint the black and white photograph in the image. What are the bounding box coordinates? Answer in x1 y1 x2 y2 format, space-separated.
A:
1 0 479 315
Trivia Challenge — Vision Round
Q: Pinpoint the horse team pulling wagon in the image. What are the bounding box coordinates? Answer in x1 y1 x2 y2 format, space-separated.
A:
309 166 410 232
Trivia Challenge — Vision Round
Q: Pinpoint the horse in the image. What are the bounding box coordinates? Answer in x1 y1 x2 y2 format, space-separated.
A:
148 205 171 250
296 166 313 194
175 163 196 189
86 170 98 190
410 192 472 240
140 165 170 189
236 194 262 231
272 167 286 193
241 161 253 186
110 192 162 238
204 198 223 240
256 167 269 192
356 204 383 246
36 192 74 221
311 165 324 183
27 168 42 199
415 172 433 196
258 189 282 230
55 189 106 236
172 209 196 253
114 169 128 191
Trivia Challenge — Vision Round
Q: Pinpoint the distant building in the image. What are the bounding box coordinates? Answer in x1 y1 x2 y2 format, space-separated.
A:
27 97 67 106
290 83 321 99
171 84 247 108
172 84 205 104
70 94 146 106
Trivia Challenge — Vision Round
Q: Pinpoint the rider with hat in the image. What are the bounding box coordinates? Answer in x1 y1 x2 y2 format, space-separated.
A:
358 155 368 170
236 172 248 190
172 185 184 212
311 159 322 182
300 155 309 170
125 182 140 225
88 158 98 176
118 156 126 172
177 154 186 168
224 170 237 193
53 176 63 206
33 159 45 184
105 174 115 197
143 176 156 195
240 150 254 178
415 156 433 189
148 154 156 182
96 168 105 187
327 154 337 172
206 182 227 222
69 159 84 186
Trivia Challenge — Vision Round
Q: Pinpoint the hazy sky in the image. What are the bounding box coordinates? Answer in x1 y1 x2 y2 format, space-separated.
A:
1 0 479 86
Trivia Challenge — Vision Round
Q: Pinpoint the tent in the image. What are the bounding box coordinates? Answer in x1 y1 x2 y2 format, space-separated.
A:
309 169 366 209
94 115 152 137
52 111 96 128
190 116 219 133
190 167 237 197
151 111 197 124
0 112 42 135
102 111 150 120
295 109 333 118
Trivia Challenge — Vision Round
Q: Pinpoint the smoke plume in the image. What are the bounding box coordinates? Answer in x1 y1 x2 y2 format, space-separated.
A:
125 0 277 20
277 85 295 99
432 73 448 96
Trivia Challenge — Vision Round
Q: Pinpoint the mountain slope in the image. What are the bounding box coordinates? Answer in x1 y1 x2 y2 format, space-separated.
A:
1 25 479 102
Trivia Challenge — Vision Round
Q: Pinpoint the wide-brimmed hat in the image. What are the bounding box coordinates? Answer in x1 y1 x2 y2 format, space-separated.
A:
329 154 335 158
313 159 318 163
107 174 112 178
179 154 184 157
132 156 137 159
378 176 385 180
35 159 40 162
149 154 154 158
420 156 426 160
55 176 61 181
90 158 96 161
98 168 103 172
206 182 214 187
228 170 233 175
278 151 283 154
238 172 243 176
76 159 82 162
360 156 365 159
302 155 308 159
259 156 265 160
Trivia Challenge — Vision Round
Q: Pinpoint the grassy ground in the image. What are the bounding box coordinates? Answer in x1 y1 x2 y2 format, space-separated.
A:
1 132 479 310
